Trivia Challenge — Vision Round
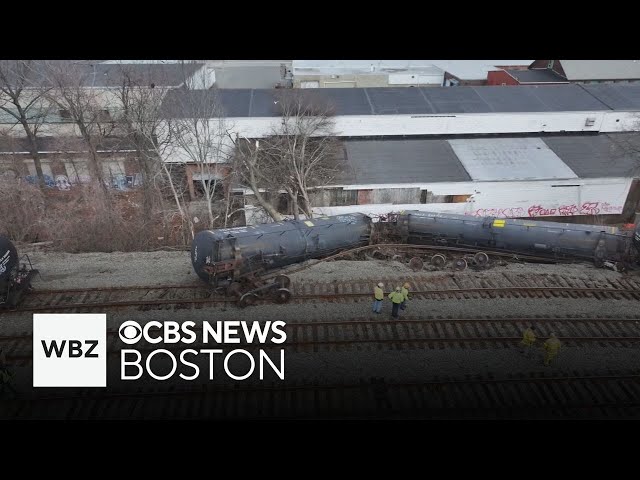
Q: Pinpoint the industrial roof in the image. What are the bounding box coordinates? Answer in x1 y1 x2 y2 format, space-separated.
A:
336 134 639 186
448 138 578 181
581 84 640 110
162 83 629 118
0 61 205 88
544 134 640 178
558 60 640 81
213 65 285 89
505 69 568 84
338 139 472 184
88 63 205 87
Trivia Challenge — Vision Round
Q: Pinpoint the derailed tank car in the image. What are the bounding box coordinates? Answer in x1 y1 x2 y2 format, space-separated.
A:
391 210 640 269
0 235 38 308
192 214 372 306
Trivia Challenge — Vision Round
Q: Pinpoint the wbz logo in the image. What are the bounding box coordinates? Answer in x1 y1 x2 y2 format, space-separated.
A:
33 314 106 387
41 339 99 358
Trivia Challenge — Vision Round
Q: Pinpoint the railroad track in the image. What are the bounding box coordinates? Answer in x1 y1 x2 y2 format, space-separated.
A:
3 315 640 363
3 370 639 419
5 272 640 313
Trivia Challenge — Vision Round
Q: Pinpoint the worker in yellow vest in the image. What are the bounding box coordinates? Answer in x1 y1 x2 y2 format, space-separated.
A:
372 282 384 314
543 333 562 366
521 326 536 347
400 282 410 311
388 286 405 319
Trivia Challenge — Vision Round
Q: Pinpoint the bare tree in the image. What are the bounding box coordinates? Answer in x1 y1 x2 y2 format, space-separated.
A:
227 91 342 222
166 79 233 228
266 90 343 219
44 61 115 197
230 136 285 222
0 60 54 187
112 64 168 219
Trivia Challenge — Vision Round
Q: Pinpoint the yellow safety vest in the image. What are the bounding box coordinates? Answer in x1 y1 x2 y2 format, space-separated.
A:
544 337 561 354
374 287 384 301
401 287 409 301
522 329 536 345
389 292 404 304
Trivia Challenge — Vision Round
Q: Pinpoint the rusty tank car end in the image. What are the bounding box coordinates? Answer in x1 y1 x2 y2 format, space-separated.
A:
191 214 372 307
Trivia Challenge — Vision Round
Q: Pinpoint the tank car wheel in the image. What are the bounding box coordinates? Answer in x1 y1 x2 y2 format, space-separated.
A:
454 258 468 271
227 282 243 297
274 275 291 289
408 257 424 272
474 252 489 267
238 293 259 308
273 288 292 304
431 254 446 269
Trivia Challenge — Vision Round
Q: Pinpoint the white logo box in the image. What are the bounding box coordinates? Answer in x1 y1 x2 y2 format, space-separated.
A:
33 314 107 387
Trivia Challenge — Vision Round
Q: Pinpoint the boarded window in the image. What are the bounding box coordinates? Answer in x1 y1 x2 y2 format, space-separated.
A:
328 189 357 207
358 189 373 205
421 191 471 204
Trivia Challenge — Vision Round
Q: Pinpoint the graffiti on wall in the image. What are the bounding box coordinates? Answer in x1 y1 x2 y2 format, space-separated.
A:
466 202 623 218
22 173 143 191
465 207 526 218
55 175 71 191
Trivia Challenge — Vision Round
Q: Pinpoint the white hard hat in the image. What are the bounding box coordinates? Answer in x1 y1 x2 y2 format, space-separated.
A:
377 282 384 287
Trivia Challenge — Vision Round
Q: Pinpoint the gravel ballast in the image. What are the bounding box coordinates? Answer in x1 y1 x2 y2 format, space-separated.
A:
15 249 637 290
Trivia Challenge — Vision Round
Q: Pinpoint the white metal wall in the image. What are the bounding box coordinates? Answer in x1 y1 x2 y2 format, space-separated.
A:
216 111 640 141
314 177 633 219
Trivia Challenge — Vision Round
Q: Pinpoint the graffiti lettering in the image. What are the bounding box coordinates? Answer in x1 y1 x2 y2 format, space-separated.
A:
466 201 621 219
528 205 557 217
580 202 600 215
599 202 623 214
465 207 525 218
557 204 578 216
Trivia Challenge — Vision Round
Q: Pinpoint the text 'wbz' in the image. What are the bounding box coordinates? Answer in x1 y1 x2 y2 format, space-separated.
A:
119 320 286 381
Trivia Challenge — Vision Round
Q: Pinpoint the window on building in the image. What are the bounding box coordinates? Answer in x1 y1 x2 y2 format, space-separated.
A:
59 109 72 120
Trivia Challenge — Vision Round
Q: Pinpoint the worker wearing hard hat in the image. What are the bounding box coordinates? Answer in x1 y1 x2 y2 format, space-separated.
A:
388 286 405 319
400 282 411 311
372 282 385 314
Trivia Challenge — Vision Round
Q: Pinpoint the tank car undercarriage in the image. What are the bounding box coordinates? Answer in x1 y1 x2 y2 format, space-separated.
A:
0 258 38 309
201 259 293 308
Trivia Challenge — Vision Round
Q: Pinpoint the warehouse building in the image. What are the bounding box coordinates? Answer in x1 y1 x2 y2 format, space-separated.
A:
303 133 640 224
161 83 640 141
160 84 640 224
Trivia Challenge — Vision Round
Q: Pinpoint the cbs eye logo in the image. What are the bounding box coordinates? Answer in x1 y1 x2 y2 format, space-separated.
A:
119 321 142 344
